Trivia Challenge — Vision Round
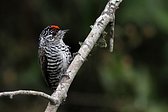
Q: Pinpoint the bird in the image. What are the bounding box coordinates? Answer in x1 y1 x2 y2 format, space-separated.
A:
38 25 72 91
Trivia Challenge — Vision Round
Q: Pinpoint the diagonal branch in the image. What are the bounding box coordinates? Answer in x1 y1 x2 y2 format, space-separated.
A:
45 0 123 112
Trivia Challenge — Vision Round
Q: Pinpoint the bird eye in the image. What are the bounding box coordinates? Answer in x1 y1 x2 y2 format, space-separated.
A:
48 36 55 41
45 35 55 41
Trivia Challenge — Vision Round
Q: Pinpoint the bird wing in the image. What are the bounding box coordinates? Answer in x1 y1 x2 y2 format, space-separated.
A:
38 48 50 87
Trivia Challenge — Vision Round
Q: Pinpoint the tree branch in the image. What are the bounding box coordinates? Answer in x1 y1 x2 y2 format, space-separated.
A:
45 0 123 112
0 0 123 111
0 90 57 104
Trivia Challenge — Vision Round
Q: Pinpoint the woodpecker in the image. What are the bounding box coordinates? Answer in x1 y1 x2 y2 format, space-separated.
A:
38 25 72 91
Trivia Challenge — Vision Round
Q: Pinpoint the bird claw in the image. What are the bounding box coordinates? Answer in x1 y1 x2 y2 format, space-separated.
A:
90 25 93 29
61 74 70 80
72 52 79 58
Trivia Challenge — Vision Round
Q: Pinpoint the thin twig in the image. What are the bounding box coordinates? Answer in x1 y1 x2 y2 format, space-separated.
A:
0 90 57 104
109 20 115 52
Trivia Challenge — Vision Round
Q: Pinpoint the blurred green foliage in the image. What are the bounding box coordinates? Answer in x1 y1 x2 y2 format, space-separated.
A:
0 0 168 112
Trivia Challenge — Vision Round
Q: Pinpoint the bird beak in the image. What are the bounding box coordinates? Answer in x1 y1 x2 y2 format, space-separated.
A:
62 29 69 33
56 29 69 39
61 29 69 39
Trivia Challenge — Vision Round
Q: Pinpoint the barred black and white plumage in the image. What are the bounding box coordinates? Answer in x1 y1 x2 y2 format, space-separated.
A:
38 25 72 91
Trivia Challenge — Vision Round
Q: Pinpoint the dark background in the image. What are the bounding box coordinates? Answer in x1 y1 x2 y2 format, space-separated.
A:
0 0 168 112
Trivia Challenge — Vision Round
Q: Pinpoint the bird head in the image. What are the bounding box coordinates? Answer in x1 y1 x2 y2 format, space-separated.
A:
39 25 68 46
